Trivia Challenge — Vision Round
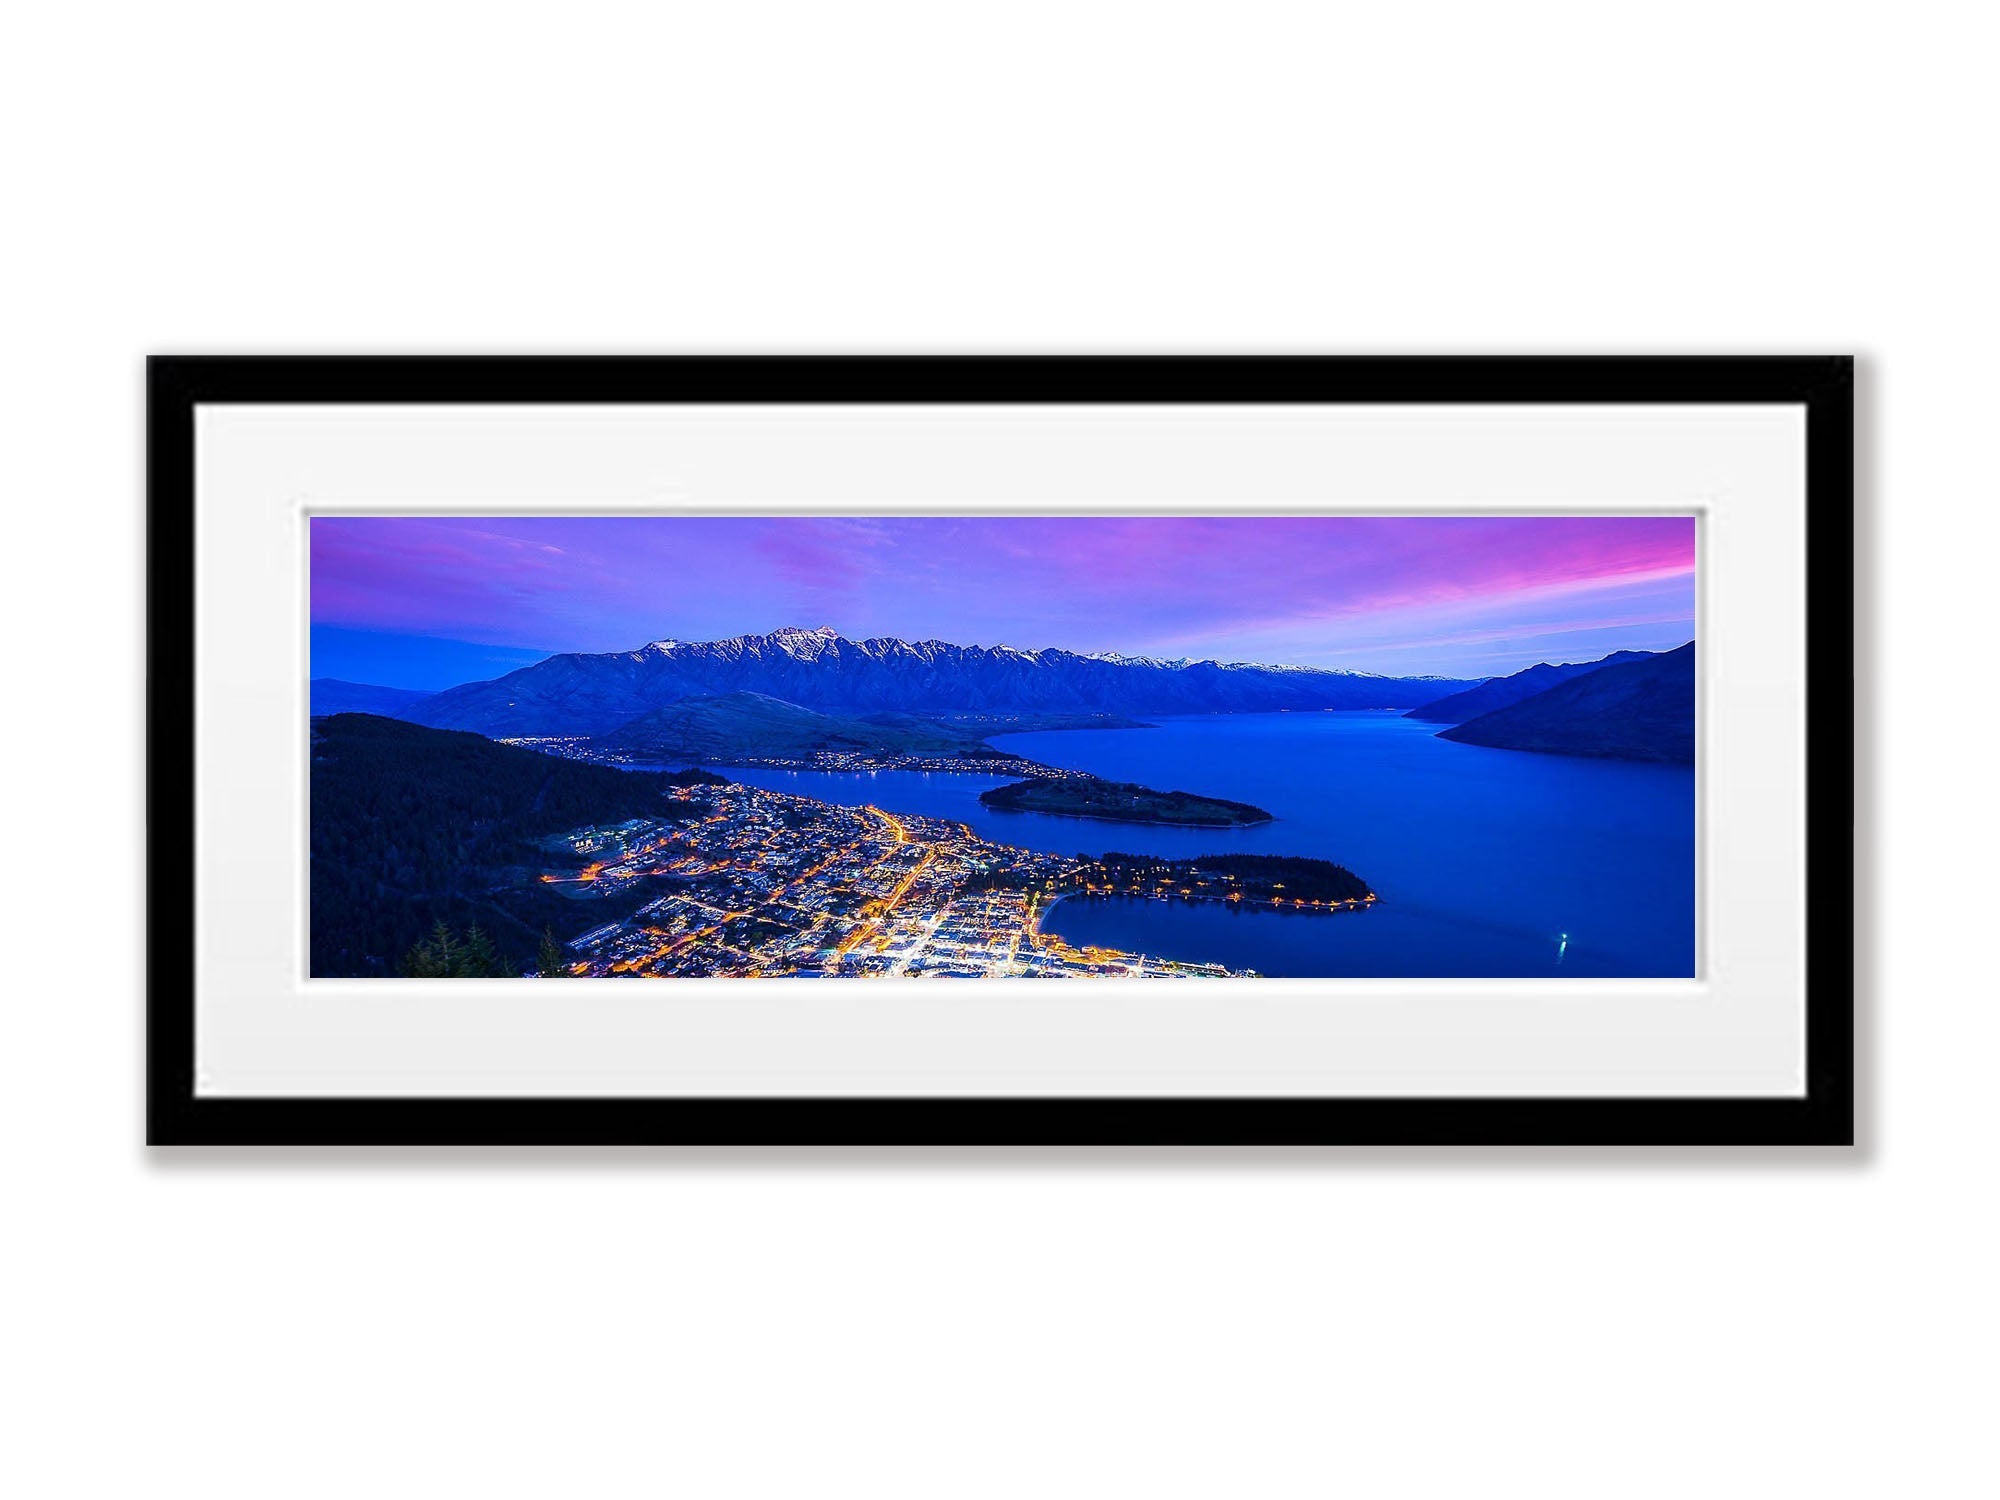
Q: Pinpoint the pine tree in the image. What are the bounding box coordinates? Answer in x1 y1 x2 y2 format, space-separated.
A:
458 924 503 977
537 926 569 977
397 918 459 977
430 919 459 972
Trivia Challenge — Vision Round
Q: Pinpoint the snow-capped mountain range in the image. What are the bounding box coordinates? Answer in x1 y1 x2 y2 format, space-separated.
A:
401 626 1482 738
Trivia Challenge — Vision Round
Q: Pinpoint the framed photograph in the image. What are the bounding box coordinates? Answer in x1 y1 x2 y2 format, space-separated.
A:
149 356 1853 1145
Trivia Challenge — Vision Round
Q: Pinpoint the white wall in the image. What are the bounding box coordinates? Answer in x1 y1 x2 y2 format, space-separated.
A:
4 4 1987 1496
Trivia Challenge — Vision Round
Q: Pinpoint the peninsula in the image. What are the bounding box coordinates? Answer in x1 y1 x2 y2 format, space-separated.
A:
980 776 1274 827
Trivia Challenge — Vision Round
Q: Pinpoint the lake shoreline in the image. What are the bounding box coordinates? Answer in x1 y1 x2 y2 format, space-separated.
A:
1046 890 1374 916
708 712 1693 977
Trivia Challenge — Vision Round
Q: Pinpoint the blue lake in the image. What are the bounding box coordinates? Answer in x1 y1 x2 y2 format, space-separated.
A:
722 712 1695 979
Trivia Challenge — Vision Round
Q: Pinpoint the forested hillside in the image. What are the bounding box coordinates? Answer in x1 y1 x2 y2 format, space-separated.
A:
308 714 719 975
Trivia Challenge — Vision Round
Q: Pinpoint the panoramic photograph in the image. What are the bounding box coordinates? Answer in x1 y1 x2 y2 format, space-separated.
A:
309 515 1697 980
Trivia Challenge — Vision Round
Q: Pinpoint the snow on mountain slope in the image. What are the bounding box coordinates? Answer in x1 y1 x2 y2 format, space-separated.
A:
406 629 1486 737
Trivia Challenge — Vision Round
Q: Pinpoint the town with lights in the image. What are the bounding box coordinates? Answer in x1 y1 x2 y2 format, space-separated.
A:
537 780 1374 980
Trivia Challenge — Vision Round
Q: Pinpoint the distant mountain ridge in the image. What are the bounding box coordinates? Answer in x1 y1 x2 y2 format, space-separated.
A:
309 679 438 718
1405 650 1656 724
1439 643 1695 763
404 626 1483 738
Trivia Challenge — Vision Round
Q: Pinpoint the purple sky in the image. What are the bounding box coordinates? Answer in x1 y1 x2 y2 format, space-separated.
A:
311 515 1695 683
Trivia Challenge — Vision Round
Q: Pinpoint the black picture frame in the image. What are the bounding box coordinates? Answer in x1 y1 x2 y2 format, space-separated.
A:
148 355 1854 1146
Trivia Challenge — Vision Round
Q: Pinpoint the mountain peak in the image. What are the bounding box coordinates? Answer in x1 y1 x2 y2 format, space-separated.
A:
1083 650 1192 669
